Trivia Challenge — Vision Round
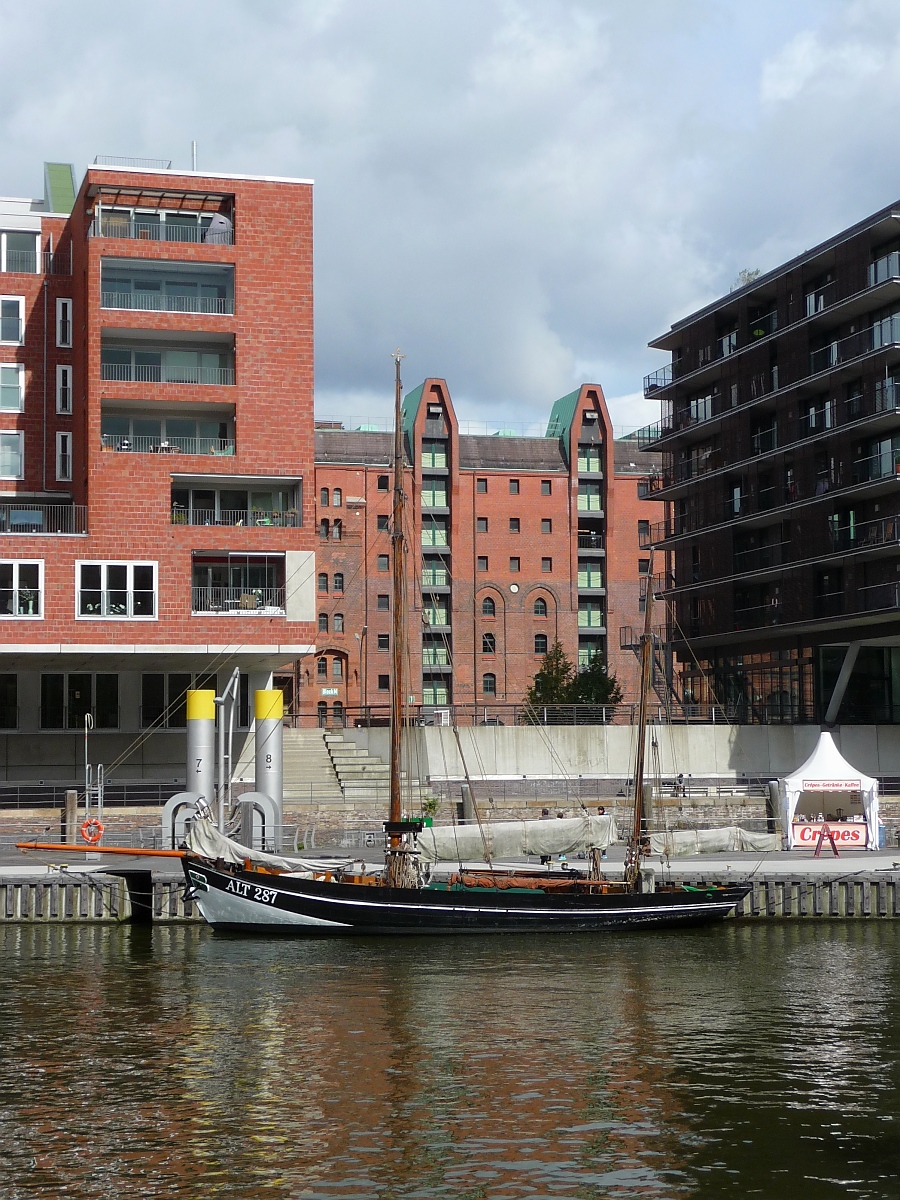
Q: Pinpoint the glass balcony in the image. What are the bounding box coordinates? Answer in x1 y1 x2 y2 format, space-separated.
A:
92 210 233 245
101 259 234 316
191 552 286 614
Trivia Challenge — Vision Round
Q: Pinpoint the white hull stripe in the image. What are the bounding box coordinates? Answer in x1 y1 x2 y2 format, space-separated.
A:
196 883 349 927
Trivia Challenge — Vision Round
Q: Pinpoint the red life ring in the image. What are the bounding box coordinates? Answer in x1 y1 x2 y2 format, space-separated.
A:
81 818 104 845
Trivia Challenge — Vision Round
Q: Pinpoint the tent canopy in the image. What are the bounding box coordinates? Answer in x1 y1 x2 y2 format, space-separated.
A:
778 731 878 850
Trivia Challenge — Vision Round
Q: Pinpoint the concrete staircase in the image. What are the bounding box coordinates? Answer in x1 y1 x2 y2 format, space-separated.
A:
324 731 396 803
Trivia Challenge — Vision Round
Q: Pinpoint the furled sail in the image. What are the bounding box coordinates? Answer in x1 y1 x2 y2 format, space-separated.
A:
648 827 779 856
186 819 353 874
417 813 617 864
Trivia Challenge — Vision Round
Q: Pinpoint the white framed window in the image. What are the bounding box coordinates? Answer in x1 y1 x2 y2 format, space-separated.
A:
0 431 23 478
0 296 23 344
56 432 72 482
0 560 42 618
56 364 72 414
0 232 39 274
76 561 157 619
56 298 72 348
0 364 23 412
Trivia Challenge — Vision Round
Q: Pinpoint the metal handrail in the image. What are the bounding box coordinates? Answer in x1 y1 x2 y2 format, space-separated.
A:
100 363 235 385
101 291 234 315
172 507 299 527
191 586 286 613
91 217 234 245
102 434 235 456
0 503 87 535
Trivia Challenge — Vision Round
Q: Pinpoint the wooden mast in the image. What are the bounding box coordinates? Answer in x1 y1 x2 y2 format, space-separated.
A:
626 547 654 890
389 349 406 829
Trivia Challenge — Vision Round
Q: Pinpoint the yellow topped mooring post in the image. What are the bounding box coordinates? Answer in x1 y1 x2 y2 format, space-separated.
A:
255 689 284 847
186 689 216 811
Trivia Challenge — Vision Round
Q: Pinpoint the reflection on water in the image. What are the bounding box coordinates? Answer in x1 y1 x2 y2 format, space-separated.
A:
0 923 898 1199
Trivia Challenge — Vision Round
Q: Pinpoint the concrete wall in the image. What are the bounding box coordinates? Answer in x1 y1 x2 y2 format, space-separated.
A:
345 723 900 781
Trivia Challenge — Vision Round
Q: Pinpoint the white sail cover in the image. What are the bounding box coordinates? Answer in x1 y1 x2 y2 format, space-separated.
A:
186 819 353 874
648 827 780 856
417 814 617 864
778 731 878 850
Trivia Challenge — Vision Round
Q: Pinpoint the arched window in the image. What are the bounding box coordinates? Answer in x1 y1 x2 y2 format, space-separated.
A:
482 596 496 617
534 633 548 655
318 613 328 632
332 488 342 507
332 519 342 541
317 701 328 727
482 673 497 695
332 657 343 679
317 657 327 677
534 597 547 616
319 518 329 539
482 633 496 654
317 573 328 593
334 613 344 633
320 487 329 507
332 701 344 726
333 573 344 592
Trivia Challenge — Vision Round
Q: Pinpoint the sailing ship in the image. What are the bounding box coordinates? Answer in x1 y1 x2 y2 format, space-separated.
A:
181 354 751 934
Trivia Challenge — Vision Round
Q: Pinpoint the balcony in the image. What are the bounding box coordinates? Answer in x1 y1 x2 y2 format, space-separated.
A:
100 362 234 386
644 364 674 393
577 533 605 552
192 586 285 615
91 213 233 245
1 249 71 276
809 318 900 376
101 259 234 316
102 291 233 316
104 434 234 457
852 448 900 485
857 579 900 612
173 506 299 527
0 503 87 535
421 567 450 586
422 647 451 666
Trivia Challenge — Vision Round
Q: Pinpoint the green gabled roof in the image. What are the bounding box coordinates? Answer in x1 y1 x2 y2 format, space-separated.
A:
43 163 76 214
545 387 582 441
401 383 425 441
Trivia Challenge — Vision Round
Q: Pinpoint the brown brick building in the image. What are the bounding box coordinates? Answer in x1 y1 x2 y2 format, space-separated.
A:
307 379 661 722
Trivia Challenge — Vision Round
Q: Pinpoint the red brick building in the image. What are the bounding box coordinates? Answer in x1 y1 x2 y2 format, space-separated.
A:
308 380 662 722
0 159 316 781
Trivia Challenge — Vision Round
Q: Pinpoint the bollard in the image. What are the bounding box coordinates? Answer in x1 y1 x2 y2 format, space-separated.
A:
255 690 284 846
186 690 216 806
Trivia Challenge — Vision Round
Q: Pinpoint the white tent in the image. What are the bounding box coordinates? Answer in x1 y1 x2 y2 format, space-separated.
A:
778 731 878 850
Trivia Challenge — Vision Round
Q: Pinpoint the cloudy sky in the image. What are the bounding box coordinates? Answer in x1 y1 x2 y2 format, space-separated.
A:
3 0 899 433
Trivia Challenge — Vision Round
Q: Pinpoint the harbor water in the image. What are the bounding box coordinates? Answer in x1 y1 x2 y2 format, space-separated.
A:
0 923 898 1199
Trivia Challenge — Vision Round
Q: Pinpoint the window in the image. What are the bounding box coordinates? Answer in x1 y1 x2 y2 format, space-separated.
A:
509 557 520 572
377 594 390 610
421 440 447 468
534 597 547 616
577 446 602 473
332 520 342 541
56 432 72 482
423 678 450 705
319 519 329 539
318 613 329 632
332 488 342 507
482 633 496 654
377 514 389 531
422 479 447 507
317 657 327 677
378 674 390 691
0 297 23 343
56 364 72 414
578 599 605 628
41 673 119 730
477 556 488 571
377 554 389 571
0 364 23 411
140 672 192 728
333 658 343 679
482 596 496 617
476 478 487 493
377 475 389 491
333 573 344 592
541 557 552 572
320 487 329 506
0 674 16 729
334 613 344 633
317 572 328 593
541 519 552 534
56 298 72 348
317 701 328 726
482 673 496 695
638 558 651 575
422 516 449 546
509 479 519 495
541 480 551 495
0 561 42 617
0 432 23 478
423 595 448 626
577 482 602 511
638 520 650 547
578 560 604 588
509 518 520 533
77 562 156 618
476 517 488 533
1 231 38 273
377 633 389 651
534 634 548 655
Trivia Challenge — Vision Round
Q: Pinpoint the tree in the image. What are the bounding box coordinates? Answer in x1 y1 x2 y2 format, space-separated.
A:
731 267 761 291
524 640 575 705
570 656 623 706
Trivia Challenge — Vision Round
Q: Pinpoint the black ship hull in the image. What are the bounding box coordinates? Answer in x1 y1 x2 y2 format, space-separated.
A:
183 859 750 935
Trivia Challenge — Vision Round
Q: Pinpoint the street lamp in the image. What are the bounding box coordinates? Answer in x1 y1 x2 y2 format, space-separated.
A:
355 626 368 725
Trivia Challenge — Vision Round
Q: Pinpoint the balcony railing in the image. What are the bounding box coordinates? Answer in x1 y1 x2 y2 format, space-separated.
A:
422 648 450 666
421 569 450 586
101 291 234 316
2 250 71 275
577 533 605 551
173 507 299 527
869 252 900 287
830 512 900 552
644 364 674 392
191 587 285 614
749 310 778 338
100 363 235 385
857 580 900 612
91 217 234 245
0 503 87 535
852 448 900 484
104 434 235 457
809 318 900 376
